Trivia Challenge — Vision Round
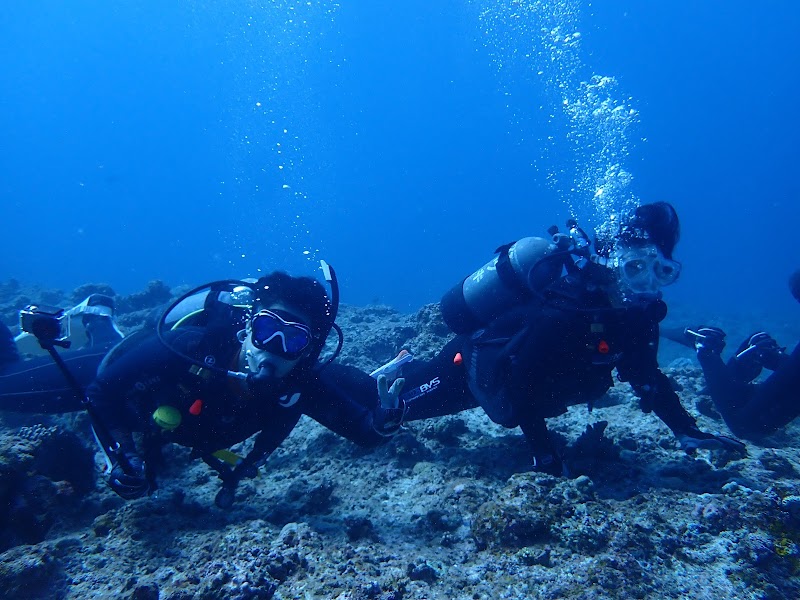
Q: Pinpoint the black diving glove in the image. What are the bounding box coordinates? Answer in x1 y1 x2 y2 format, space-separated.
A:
108 454 150 500
215 481 238 509
211 463 258 509
685 326 726 355
373 374 406 436
677 426 747 457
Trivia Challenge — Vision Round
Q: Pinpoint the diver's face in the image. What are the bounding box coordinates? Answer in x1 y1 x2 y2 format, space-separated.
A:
614 243 681 295
243 302 313 379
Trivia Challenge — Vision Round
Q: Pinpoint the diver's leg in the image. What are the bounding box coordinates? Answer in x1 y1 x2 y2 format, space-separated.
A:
402 337 478 422
519 413 562 475
0 348 107 413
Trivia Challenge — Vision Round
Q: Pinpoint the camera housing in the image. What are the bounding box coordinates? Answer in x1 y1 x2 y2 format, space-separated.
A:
19 305 70 346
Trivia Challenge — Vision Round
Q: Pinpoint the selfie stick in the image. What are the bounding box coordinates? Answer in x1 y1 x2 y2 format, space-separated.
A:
35 334 136 476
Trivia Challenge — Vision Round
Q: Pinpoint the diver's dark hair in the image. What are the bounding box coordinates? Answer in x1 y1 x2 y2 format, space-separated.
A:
789 269 800 304
619 201 680 259
252 272 333 340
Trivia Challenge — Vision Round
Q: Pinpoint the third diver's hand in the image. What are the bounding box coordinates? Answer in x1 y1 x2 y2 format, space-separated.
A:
685 326 727 355
734 332 786 370
374 374 406 436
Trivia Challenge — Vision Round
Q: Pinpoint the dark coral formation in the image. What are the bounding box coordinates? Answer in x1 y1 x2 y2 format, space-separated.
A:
0 424 94 551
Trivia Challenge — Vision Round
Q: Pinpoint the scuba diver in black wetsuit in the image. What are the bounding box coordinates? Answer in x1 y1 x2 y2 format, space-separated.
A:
1 267 400 508
84 265 398 508
0 294 124 413
374 202 747 475
671 269 800 440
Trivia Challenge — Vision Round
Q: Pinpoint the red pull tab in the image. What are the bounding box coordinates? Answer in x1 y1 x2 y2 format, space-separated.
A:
453 352 463 366
189 399 203 416
598 340 610 354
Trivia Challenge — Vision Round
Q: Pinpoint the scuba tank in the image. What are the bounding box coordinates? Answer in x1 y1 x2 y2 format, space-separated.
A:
440 221 591 334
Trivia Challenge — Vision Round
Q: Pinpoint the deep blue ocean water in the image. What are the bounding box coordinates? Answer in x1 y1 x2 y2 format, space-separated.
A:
2 1 798 317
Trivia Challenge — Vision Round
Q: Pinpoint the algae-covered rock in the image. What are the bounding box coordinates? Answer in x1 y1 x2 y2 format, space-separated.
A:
471 475 560 549
116 280 173 313
2 278 800 599
70 283 117 305
0 425 95 551
0 544 64 599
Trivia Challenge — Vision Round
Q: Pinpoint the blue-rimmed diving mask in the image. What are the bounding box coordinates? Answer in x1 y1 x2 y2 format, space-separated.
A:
249 309 312 360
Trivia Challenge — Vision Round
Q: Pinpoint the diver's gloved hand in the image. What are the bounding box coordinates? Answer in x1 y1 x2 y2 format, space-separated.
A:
685 326 727 355
213 461 260 509
377 374 404 409
734 332 786 371
373 374 406 436
677 426 747 457
215 481 238 509
108 454 150 500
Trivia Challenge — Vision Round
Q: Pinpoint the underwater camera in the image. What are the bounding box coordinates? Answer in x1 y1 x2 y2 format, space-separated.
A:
19 305 70 348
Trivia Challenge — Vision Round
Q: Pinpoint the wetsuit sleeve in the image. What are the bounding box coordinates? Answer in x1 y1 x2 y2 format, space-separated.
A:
401 336 477 422
617 321 697 435
87 332 190 456
237 409 302 471
300 364 387 448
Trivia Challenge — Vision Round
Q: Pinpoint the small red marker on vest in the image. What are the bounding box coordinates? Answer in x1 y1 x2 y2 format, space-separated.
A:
598 340 610 354
189 399 203 415
453 352 463 365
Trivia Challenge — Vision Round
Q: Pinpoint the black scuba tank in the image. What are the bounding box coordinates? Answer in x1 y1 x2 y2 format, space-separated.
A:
440 236 562 334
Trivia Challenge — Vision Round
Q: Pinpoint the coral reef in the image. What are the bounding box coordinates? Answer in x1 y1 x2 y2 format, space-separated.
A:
1 279 800 598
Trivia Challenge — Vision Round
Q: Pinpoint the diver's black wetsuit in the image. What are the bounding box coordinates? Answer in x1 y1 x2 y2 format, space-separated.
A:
87 327 384 471
698 342 800 439
399 270 699 459
0 322 119 413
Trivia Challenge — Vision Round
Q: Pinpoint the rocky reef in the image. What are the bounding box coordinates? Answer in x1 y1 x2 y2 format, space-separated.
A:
1 280 799 599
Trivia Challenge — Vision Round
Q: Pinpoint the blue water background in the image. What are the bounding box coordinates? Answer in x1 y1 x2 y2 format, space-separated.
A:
2 1 798 317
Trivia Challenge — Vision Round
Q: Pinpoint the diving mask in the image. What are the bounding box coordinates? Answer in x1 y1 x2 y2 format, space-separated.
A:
250 309 312 360
616 244 681 294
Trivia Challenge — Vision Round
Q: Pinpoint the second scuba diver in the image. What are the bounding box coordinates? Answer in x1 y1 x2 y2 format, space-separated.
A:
376 202 747 475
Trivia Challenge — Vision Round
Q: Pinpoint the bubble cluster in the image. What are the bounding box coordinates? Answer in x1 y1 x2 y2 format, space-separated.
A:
473 0 640 226
562 75 639 224
210 1 342 271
